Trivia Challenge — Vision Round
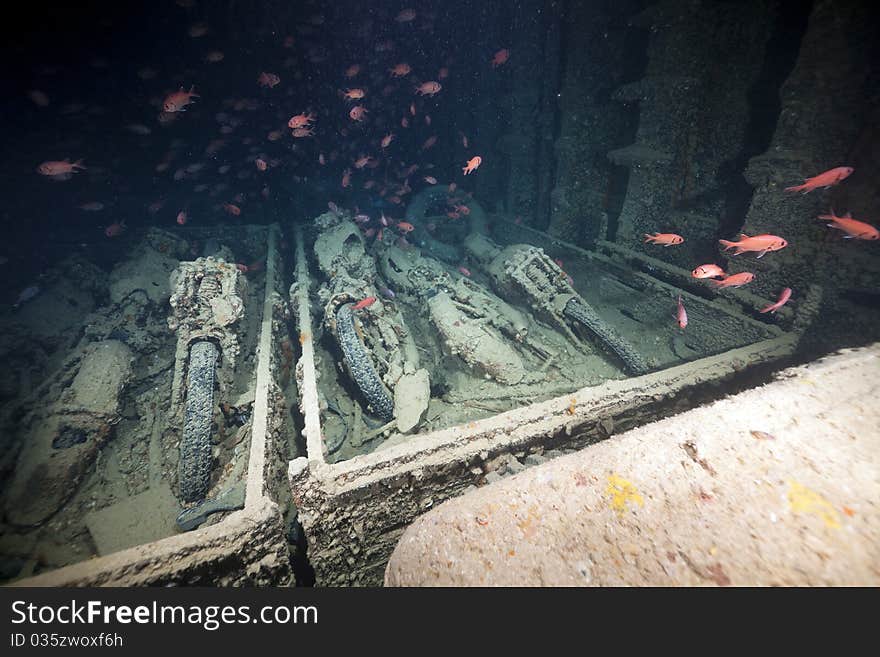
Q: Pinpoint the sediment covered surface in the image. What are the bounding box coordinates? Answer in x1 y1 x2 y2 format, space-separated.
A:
386 344 880 586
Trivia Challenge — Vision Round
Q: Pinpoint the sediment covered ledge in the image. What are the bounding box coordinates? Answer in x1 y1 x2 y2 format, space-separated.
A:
386 344 880 586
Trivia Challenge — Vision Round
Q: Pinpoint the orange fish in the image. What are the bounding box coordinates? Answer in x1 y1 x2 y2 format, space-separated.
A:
343 88 365 100
288 112 316 129
415 81 442 96
398 221 415 233
257 72 280 88
760 287 792 314
818 209 880 241
381 133 394 148
344 64 361 78
349 105 368 121
176 210 187 225
255 158 268 171
292 127 315 137
785 166 853 193
462 156 482 175
341 169 352 188
710 271 754 289
352 296 376 310
354 156 373 169
37 159 86 176
390 63 411 77
718 233 787 258
223 203 241 216
491 48 510 68
691 264 726 279
162 86 199 112
643 232 684 246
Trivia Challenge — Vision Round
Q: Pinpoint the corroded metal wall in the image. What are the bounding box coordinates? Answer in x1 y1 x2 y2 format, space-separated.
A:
547 0 644 243
611 0 776 268
738 1 880 299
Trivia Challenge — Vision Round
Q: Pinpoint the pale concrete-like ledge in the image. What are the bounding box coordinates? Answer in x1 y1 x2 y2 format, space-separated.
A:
385 345 880 586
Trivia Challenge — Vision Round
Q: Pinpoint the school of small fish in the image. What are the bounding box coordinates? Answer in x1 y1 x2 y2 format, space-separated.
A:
643 165 876 329
25 4 512 297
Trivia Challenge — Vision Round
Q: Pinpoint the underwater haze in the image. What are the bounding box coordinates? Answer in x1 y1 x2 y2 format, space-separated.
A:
1 0 879 583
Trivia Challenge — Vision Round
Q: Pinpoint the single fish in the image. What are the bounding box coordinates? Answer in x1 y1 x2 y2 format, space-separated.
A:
710 271 755 289
718 233 788 258
352 296 376 311
759 287 792 314
691 264 726 279
818 209 879 241
676 295 688 329
785 166 853 193
13 285 40 308
644 232 684 246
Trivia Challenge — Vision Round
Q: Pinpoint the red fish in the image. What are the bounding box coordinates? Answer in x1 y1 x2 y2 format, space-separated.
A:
176 210 187 225
37 159 86 176
691 264 726 279
760 288 792 314
255 158 268 171
349 105 368 121
397 221 415 233
257 72 280 88
389 63 411 77
818 209 880 241
676 295 688 329
104 220 126 237
381 133 394 148
710 271 754 289
223 203 241 216
491 49 510 68
288 112 316 129
415 81 442 96
785 166 853 193
643 232 684 246
162 86 199 112
352 296 376 311
457 266 472 277
718 233 787 258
